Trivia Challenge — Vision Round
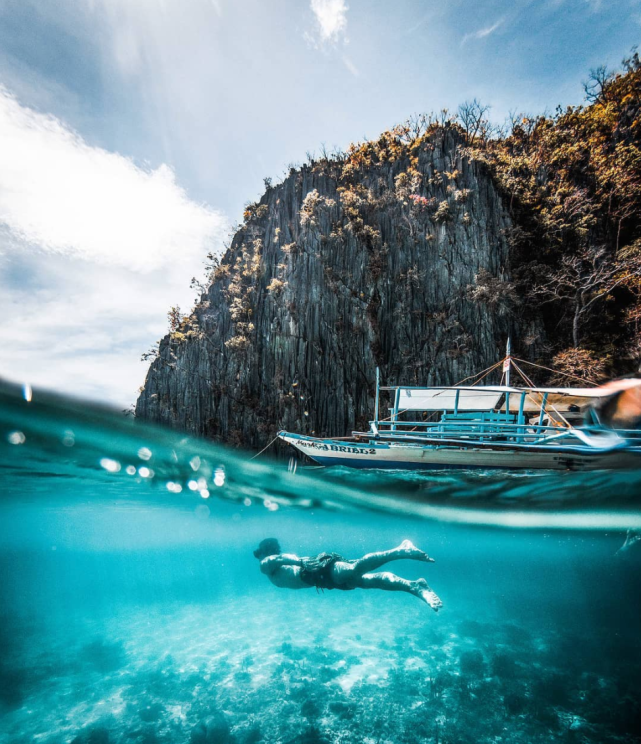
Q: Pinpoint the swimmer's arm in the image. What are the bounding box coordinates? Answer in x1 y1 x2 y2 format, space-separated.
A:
260 554 304 574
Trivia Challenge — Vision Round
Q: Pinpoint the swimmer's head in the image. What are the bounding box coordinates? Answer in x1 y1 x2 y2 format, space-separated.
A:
253 537 281 560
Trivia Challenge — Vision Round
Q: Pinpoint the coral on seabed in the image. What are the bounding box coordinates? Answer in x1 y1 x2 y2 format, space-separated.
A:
1 596 639 744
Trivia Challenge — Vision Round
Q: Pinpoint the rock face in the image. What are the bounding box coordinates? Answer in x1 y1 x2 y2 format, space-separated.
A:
136 126 541 448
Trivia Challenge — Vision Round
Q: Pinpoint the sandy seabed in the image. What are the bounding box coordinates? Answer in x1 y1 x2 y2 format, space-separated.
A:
1 591 639 744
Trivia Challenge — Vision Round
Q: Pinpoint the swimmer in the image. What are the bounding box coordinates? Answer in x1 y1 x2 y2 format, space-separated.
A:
616 529 641 557
254 538 442 611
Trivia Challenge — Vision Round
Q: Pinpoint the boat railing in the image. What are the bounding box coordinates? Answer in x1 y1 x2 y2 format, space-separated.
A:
369 418 641 445
368 370 641 447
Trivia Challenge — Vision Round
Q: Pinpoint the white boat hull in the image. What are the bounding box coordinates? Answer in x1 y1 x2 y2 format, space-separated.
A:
278 432 641 471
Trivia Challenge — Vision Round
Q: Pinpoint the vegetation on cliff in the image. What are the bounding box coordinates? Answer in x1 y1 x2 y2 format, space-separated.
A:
291 49 641 382
467 50 641 381
194 51 641 381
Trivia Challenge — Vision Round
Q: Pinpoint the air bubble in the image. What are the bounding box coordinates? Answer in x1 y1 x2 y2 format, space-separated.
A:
100 458 121 473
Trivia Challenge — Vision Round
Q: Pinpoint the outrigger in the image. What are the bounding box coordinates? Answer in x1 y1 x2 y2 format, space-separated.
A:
278 344 641 471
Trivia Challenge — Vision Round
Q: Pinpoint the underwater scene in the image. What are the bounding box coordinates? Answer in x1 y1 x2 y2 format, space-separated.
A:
1 382 641 744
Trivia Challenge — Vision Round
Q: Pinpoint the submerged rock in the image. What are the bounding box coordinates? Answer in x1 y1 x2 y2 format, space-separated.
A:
127 727 159 744
459 649 485 677
239 723 262 744
71 726 110 744
191 713 233 744
138 701 164 723
80 638 127 674
0 664 26 709
292 725 331 744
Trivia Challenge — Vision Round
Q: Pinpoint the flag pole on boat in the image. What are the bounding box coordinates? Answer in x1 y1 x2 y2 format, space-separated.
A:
504 337 512 413
504 337 512 387
374 367 380 428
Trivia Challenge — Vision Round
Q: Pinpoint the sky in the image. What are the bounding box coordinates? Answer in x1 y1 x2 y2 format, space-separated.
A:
0 0 639 406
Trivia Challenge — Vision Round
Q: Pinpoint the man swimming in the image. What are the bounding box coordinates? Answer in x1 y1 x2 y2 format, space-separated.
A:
254 538 442 611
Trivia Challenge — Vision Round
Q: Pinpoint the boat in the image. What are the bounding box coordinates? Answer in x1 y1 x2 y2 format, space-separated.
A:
278 348 641 471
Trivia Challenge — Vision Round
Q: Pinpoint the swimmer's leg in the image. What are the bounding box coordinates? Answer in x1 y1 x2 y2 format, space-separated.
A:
354 571 442 612
350 540 434 576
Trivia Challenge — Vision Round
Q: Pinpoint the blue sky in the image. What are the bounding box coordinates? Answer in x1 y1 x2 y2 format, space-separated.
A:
0 0 638 405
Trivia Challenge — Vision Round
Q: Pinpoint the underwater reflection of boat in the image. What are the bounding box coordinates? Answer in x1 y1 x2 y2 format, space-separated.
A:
279 354 641 471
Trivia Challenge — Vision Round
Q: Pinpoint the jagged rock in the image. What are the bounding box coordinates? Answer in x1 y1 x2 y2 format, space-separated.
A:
71 726 110 744
138 701 164 722
137 127 542 449
191 713 232 744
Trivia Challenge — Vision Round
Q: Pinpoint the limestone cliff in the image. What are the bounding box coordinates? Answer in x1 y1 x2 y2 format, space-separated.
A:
136 126 541 448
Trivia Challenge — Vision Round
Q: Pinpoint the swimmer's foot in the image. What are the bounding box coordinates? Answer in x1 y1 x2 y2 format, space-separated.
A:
398 539 435 563
414 578 443 612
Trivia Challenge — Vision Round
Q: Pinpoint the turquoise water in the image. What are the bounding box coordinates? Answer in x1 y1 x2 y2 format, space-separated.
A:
1 382 641 744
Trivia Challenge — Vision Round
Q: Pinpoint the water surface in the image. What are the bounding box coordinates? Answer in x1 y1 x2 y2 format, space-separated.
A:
1 383 640 744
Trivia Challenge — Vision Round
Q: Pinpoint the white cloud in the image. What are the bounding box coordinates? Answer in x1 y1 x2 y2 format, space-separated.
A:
0 86 226 273
309 0 348 45
0 246 211 406
461 18 504 46
0 88 229 405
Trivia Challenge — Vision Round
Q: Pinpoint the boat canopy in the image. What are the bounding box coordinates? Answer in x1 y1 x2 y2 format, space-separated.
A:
397 386 516 412
391 385 612 413
519 387 608 397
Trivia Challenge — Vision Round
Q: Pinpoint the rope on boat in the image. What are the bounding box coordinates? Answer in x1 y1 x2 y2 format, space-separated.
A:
453 359 504 387
511 356 600 387
470 361 505 387
250 434 281 460
510 359 573 429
